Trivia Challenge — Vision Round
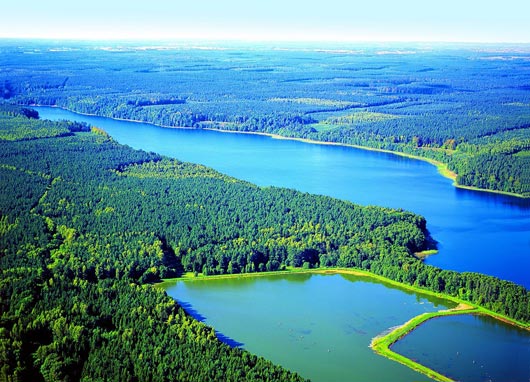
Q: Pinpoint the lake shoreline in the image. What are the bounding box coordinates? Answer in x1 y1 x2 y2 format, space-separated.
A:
33 104 528 199
206 128 529 199
159 267 530 382
160 267 530 331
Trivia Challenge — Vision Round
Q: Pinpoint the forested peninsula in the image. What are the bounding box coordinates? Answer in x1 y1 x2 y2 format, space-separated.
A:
1 105 529 381
1 42 529 197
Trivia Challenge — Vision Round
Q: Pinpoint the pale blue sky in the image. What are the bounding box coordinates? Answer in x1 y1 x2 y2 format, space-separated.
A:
1 0 529 43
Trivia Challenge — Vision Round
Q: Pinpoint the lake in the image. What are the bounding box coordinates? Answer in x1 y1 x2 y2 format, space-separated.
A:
162 272 452 382
35 106 530 288
36 106 530 381
391 314 530 382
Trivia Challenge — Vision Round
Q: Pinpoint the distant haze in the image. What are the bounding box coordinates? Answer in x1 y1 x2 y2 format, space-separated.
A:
1 0 529 43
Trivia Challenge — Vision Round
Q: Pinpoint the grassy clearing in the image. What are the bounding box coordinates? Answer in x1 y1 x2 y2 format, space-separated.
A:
325 111 401 124
311 123 340 132
414 249 439 259
514 150 530 157
504 102 530 107
268 97 356 108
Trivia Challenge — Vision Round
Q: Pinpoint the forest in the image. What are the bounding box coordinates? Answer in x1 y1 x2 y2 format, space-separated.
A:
1 40 530 196
1 105 529 381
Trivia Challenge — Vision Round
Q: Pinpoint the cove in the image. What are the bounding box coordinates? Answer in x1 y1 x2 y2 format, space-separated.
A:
391 314 530 382
162 272 453 382
35 106 530 288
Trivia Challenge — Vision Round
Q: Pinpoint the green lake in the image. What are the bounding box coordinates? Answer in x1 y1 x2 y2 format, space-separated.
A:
163 273 453 382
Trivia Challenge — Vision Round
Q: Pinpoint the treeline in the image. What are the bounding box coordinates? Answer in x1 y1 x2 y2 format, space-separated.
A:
0 108 88 141
367 247 530 321
447 138 530 195
304 126 530 197
453 152 530 195
3 274 305 382
59 95 317 135
1 106 529 380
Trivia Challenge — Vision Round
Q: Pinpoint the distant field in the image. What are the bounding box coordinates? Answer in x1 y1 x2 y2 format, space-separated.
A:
268 97 358 108
514 150 530 157
324 111 401 124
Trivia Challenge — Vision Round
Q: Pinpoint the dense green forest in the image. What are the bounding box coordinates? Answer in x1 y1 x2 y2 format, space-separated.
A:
1 105 529 380
1 41 530 196
0 106 307 382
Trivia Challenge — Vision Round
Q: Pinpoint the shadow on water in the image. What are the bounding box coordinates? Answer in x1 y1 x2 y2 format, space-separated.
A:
215 331 244 348
177 300 244 348
178 301 208 321
454 186 530 210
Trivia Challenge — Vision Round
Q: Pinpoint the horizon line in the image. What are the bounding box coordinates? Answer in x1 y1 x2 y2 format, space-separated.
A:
1 35 530 46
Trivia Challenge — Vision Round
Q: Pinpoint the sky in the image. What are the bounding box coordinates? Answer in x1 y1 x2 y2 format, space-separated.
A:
1 0 530 43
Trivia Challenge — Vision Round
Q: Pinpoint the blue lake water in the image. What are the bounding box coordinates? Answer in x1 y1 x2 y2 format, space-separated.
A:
391 314 530 382
36 106 530 288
